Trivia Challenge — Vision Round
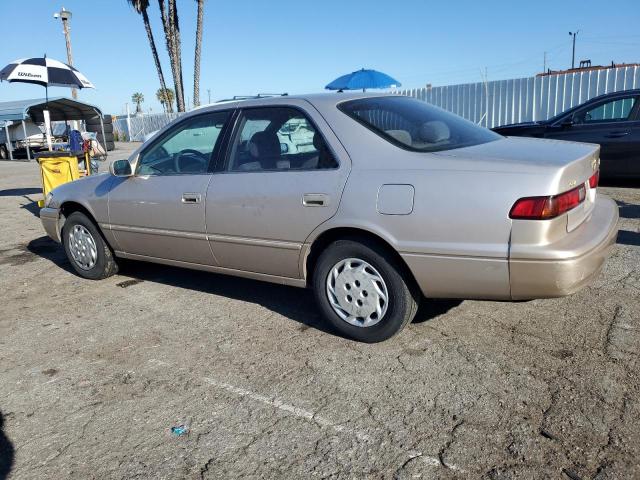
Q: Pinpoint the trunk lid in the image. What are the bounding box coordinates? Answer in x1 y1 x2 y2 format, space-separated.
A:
434 136 599 194
433 136 600 231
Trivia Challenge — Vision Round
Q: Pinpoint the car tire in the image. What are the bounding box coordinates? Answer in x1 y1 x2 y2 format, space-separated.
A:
96 132 114 142
86 115 111 126
87 123 114 134
0 145 7 160
313 239 419 342
62 211 118 279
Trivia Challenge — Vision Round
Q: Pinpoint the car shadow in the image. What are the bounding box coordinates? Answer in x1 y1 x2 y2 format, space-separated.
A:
413 299 462 324
119 259 336 334
26 237 73 273
615 200 640 220
617 230 640 247
0 411 14 480
26 236 459 336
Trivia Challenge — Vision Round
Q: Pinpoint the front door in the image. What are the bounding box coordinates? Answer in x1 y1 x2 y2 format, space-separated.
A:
108 110 231 265
205 104 351 279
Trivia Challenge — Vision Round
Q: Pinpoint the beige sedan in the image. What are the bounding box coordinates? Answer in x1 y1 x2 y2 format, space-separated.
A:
40 93 619 342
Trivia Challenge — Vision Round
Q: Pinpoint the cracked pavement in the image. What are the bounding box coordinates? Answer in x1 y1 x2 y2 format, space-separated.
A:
0 146 639 479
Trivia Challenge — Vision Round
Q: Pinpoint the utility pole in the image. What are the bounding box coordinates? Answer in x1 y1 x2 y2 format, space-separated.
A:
54 7 76 99
568 31 579 69
207 89 211 104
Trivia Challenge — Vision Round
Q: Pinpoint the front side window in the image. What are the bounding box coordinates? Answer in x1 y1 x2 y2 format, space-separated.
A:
137 111 230 175
574 97 638 124
338 96 501 152
228 107 338 172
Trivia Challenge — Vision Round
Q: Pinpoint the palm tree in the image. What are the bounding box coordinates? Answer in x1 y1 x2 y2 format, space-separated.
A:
127 0 172 113
156 87 175 113
131 92 145 113
193 0 205 107
158 0 185 112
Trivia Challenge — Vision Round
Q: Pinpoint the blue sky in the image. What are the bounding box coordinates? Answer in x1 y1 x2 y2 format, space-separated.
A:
0 0 638 115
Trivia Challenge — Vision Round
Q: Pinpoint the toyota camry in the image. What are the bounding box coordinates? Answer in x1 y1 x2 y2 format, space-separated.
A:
40 93 619 342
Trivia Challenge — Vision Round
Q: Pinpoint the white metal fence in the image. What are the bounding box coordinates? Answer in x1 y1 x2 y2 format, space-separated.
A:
113 66 640 140
113 112 184 141
396 65 640 128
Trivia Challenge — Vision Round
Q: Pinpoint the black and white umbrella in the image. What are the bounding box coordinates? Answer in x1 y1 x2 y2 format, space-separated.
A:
0 56 95 92
0 56 95 151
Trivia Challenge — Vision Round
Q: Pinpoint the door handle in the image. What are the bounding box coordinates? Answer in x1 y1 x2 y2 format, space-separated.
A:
181 193 202 204
302 193 329 207
605 131 629 138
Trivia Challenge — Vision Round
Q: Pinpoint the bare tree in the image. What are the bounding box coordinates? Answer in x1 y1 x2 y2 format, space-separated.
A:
127 0 172 113
158 0 185 112
193 0 205 107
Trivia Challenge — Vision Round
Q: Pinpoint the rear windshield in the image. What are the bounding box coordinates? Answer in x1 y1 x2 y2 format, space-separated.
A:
338 96 501 152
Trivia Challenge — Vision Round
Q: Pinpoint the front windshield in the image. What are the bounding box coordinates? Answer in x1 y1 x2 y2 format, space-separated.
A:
338 96 501 152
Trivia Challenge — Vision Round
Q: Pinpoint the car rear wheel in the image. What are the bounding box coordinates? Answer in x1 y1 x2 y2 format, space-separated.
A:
62 211 118 279
313 239 419 342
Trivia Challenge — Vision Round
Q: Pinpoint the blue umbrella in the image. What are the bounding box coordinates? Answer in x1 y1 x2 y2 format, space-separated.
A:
325 68 401 91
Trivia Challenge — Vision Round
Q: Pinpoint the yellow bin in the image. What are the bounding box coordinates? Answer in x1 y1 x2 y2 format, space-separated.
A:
35 152 81 207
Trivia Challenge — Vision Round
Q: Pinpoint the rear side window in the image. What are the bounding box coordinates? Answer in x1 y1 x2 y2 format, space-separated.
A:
227 107 338 172
338 96 500 152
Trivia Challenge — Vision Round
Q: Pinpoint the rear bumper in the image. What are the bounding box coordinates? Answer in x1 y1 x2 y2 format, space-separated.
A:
509 196 619 299
40 207 62 243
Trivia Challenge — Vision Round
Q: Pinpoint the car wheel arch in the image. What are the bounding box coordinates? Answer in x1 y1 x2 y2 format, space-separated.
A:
59 202 113 249
304 226 420 293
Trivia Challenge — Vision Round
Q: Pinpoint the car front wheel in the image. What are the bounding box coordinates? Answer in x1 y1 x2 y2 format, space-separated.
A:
313 239 419 342
62 211 118 279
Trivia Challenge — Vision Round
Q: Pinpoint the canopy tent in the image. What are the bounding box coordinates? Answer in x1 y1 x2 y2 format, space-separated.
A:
0 97 102 122
0 97 105 161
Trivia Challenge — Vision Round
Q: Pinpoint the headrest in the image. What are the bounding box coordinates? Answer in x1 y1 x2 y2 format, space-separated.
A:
419 121 450 143
385 129 412 146
249 131 280 158
313 131 324 151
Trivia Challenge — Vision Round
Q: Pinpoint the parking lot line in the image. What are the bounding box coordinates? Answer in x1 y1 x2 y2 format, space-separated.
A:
201 376 372 442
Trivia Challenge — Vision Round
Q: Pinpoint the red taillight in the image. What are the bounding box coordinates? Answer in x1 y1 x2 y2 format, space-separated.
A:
509 197 548 219
589 170 599 189
510 184 586 220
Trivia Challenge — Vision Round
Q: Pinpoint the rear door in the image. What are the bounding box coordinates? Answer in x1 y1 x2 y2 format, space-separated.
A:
205 101 351 279
545 94 640 177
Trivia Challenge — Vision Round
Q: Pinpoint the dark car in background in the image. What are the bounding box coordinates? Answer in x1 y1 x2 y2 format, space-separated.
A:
493 89 640 179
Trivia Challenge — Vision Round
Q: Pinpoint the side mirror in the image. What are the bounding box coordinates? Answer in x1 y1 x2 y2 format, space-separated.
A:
561 117 574 127
110 159 133 177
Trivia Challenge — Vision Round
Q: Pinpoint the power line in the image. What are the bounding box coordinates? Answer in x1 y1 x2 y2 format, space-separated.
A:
399 40 571 84
581 39 640 47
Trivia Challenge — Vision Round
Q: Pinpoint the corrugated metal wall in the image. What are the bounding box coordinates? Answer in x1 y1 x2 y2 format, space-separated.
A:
113 66 640 141
113 112 185 141
396 66 640 128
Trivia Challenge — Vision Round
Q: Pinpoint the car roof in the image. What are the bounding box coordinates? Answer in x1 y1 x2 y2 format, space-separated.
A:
192 91 397 113
584 88 640 103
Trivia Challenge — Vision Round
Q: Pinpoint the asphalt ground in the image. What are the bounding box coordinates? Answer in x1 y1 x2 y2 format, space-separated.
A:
0 145 638 479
